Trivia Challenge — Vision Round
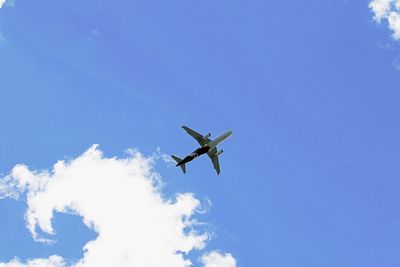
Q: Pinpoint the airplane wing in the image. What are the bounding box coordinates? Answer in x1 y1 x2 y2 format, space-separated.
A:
210 154 221 175
182 126 211 147
208 148 221 175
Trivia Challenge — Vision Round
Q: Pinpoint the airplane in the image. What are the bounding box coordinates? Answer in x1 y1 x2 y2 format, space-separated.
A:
171 126 233 175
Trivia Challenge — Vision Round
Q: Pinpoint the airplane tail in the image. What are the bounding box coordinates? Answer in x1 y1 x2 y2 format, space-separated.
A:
171 155 186 174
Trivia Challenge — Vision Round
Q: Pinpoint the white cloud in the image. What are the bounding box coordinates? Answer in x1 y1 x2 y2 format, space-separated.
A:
200 251 236 267
370 0 400 40
0 256 65 267
388 11 400 39
0 145 236 267
0 0 13 9
370 0 392 21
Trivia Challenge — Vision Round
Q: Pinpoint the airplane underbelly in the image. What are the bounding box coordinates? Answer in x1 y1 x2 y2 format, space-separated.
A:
183 156 195 163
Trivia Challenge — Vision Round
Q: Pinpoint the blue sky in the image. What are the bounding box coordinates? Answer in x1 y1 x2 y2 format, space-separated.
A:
1 0 400 266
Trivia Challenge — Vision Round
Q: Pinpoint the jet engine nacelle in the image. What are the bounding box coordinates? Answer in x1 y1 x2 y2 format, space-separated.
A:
203 133 211 140
215 149 224 157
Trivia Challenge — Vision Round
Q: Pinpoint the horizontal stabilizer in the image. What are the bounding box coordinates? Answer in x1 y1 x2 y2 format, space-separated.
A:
171 155 186 174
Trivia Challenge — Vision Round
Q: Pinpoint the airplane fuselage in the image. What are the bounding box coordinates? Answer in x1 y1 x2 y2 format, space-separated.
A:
176 146 210 166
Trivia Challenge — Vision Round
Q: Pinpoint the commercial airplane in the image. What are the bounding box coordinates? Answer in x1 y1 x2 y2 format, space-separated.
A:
171 126 233 175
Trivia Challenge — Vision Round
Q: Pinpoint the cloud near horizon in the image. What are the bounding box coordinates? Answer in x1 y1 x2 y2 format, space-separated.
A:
0 145 236 267
370 0 400 39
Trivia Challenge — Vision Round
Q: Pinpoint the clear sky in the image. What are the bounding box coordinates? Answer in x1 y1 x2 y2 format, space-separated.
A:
1 0 400 266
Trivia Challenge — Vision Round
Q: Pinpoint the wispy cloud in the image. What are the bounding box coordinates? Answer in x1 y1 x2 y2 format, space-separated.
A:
370 0 400 40
0 145 235 267
87 30 100 41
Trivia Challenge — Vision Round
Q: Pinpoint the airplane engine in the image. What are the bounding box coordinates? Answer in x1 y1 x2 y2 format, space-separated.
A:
203 133 211 140
215 149 224 157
